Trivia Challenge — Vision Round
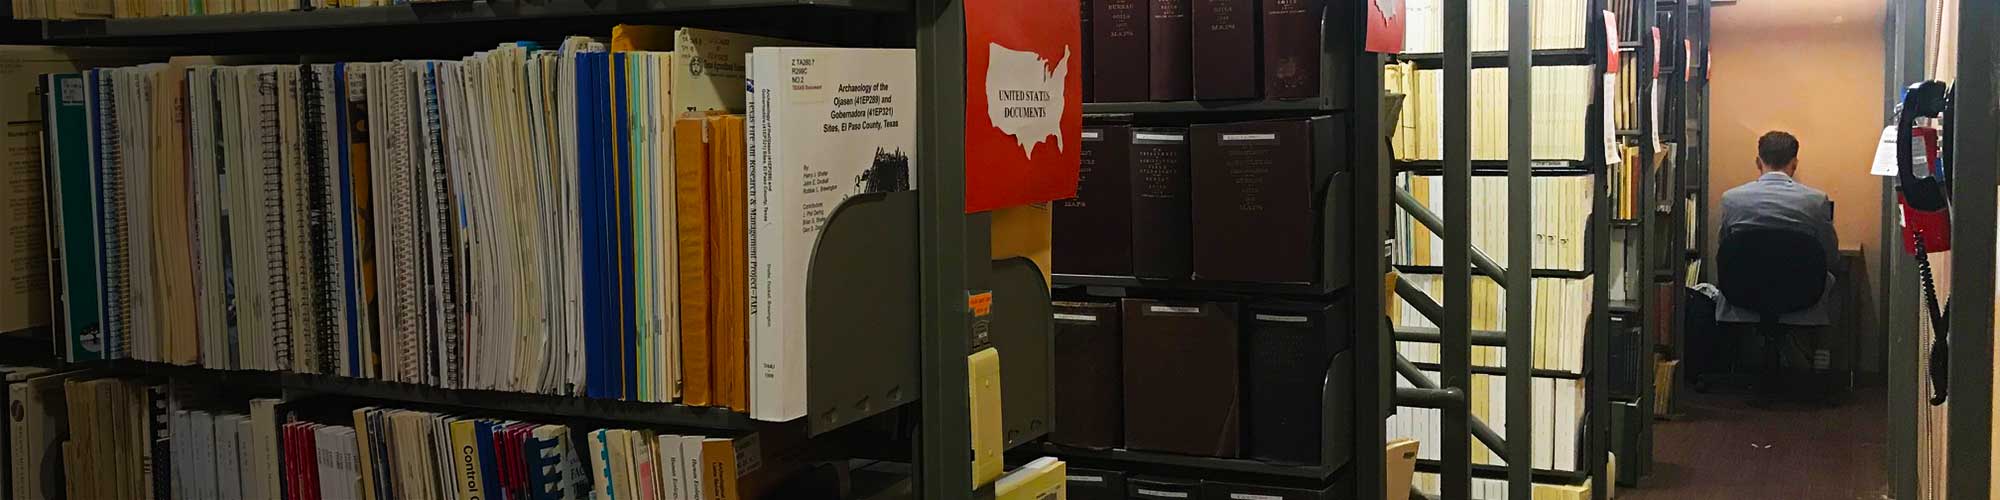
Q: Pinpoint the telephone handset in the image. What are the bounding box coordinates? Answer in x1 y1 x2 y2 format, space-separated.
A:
1897 80 1953 405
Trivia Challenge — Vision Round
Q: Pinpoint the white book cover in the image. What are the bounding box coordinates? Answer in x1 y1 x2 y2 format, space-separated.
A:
235 418 257 500
588 430 614 500
658 434 684 500
679 436 705 500
188 411 215 500
748 47 917 421
248 399 282 498
215 414 242 500
1554 378 1577 472
168 410 188 500
315 425 345 500
1533 378 1553 470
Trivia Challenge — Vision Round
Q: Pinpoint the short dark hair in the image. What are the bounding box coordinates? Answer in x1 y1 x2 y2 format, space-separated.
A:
1758 131 1799 168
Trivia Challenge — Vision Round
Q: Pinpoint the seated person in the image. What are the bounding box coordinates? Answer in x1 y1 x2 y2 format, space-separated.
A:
1714 130 1838 326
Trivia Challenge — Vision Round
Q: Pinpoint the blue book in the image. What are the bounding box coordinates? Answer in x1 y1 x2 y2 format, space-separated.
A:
580 50 611 399
523 428 563 500
474 420 507 496
333 62 362 378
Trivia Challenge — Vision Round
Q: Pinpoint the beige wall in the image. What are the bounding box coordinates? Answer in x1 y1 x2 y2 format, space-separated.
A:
1709 0 1885 256
1709 0 1887 376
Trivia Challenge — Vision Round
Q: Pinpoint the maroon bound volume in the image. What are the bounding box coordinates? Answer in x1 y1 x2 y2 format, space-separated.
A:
1093 0 1149 102
1193 0 1258 99
1051 300 1124 449
1083 0 1095 102
1262 0 1322 99
1121 298 1240 457
1190 119 1314 283
1054 125 1135 276
1148 0 1192 100
1128 127 1192 279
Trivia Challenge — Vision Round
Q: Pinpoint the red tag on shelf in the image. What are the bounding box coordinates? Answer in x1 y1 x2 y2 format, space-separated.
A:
1603 10 1620 74
963 0 1083 213
1368 0 1406 53
1684 39 1694 82
1650 27 1661 79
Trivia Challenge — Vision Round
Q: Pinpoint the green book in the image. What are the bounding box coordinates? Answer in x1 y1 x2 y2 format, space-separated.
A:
39 73 102 362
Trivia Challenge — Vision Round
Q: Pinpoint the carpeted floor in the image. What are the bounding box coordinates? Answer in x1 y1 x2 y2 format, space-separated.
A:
1618 385 1891 500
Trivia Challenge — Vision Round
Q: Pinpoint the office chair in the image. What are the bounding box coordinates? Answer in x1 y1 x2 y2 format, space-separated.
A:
1715 227 1828 400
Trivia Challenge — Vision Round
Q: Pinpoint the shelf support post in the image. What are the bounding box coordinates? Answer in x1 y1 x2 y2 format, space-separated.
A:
1948 0 1998 495
915 0 974 498
1440 0 1475 497
1505 0 1536 494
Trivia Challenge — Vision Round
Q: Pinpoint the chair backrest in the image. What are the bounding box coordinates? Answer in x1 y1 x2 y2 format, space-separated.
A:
1717 227 1828 319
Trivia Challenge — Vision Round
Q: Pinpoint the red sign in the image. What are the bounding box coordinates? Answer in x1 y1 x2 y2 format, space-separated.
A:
964 0 1083 213
1367 0 1407 53
1603 10 1620 74
1650 27 1661 79
1684 40 1693 82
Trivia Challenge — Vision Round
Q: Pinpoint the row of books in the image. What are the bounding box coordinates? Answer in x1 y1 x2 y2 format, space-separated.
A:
37 26 912 421
11 0 428 20
1393 173 1594 272
1391 274 1597 374
1385 62 1597 162
1389 373 1588 474
1607 0 1647 44
1055 118 1342 283
1613 52 1643 132
1409 466 1607 500
1047 297 1346 464
1083 0 1324 102
1062 466 1343 500
6 369 809 500
1400 0 1592 55
1610 145 1641 219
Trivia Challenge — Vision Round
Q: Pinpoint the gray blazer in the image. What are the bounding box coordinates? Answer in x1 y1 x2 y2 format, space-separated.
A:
1714 171 1838 326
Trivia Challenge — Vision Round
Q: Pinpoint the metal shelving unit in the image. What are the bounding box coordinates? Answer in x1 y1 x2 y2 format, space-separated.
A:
1031 1 1389 497
1383 0 1616 497
18 2 1047 498
1644 0 1707 422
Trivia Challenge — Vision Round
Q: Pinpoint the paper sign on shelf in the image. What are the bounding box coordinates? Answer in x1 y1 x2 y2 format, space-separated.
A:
1870 124 1937 177
1369 0 1407 53
1869 126 1900 176
964 0 1083 213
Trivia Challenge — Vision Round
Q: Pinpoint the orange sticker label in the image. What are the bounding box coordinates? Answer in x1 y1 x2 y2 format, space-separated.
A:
968 292 994 318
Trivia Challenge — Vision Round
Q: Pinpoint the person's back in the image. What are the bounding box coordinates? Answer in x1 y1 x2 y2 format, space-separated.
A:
1716 130 1837 325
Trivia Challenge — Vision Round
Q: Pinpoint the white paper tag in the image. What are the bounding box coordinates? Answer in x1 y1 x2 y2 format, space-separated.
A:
1052 313 1097 322
1148 305 1201 314
1254 314 1310 323
1136 489 1190 499
1231 494 1285 500
1066 475 1104 483
1220 133 1279 142
1870 126 1900 176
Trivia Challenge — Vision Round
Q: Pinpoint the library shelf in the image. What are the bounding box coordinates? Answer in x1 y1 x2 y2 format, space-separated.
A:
1414 459 1591 485
1028 443 1339 481
40 0 906 40
69 359 761 431
1082 97 1339 115
1399 48 1595 69
1407 362 1586 380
